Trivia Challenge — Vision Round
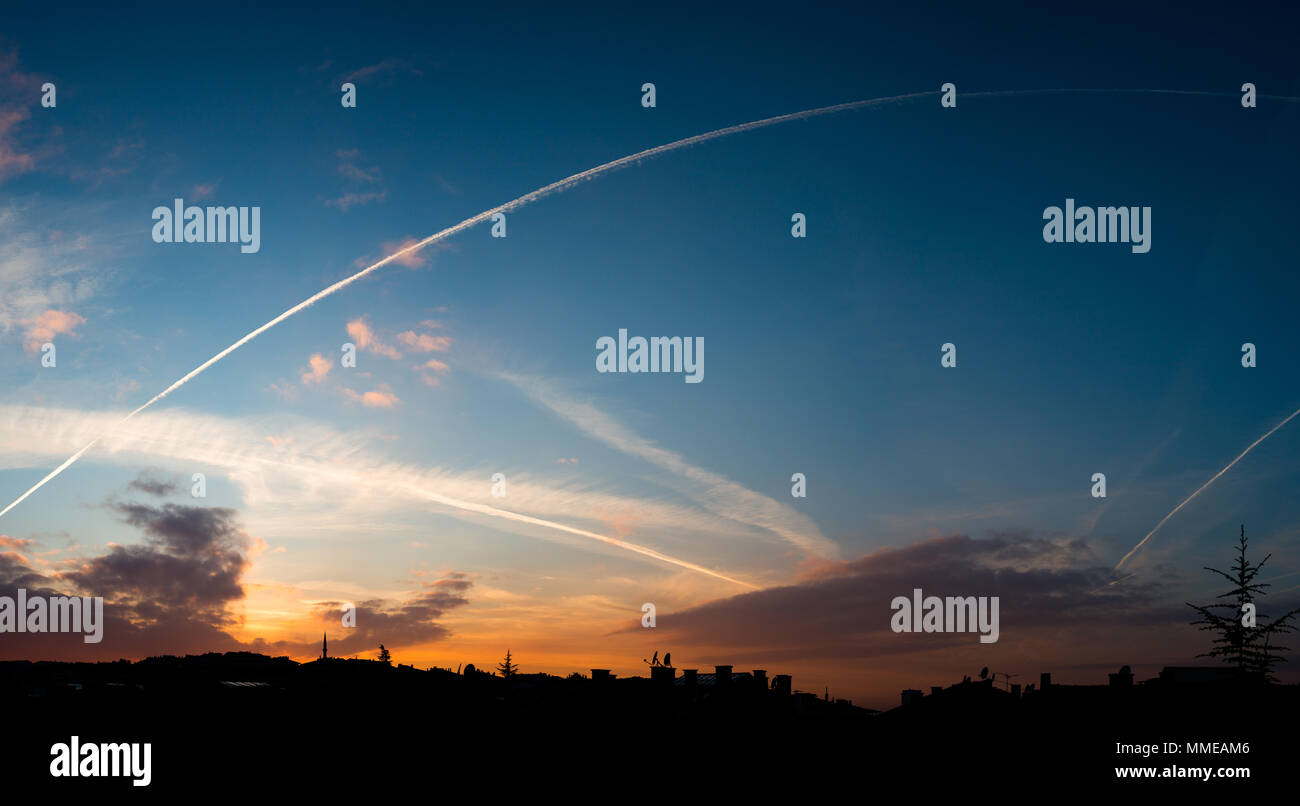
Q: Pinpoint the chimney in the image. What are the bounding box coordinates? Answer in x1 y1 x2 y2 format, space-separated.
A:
683 669 698 687
1040 672 1051 689
751 669 767 691
651 665 676 686
714 665 732 686
773 674 792 696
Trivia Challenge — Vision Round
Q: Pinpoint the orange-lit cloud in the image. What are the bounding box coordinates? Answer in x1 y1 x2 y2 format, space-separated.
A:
301 353 333 385
398 330 451 351
21 309 85 353
346 317 402 359
344 383 401 408
382 237 429 268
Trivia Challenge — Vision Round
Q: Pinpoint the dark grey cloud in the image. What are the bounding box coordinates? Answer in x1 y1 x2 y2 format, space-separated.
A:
0 505 473 663
126 471 179 498
632 533 1186 665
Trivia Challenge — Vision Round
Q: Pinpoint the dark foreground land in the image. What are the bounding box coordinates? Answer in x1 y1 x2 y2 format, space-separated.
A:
0 653 1292 795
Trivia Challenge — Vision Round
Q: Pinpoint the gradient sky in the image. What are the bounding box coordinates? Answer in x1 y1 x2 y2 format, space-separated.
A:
1 3 1298 709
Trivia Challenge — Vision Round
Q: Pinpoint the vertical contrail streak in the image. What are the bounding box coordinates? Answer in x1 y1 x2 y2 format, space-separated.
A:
5 87 1298 524
1113 406 1300 572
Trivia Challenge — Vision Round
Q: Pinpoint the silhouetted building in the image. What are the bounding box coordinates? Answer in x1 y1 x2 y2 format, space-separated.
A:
1108 665 1133 687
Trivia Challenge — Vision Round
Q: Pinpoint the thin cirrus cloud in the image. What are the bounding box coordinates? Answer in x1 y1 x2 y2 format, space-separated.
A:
500 372 842 561
0 404 764 587
326 148 386 210
0 205 101 338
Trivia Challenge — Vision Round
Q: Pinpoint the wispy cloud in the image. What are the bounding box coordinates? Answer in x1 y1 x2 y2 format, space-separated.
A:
0 405 763 587
501 373 841 560
342 58 423 84
0 205 103 338
346 317 402 359
397 330 451 351
20 309 85 353
325 190 386 211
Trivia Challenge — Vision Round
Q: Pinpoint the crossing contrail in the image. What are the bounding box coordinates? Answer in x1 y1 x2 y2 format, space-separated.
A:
1113 405 1300 573
5 86 1299 531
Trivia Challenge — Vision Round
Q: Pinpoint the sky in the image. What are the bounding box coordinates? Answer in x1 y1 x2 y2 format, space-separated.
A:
1 2 1298 709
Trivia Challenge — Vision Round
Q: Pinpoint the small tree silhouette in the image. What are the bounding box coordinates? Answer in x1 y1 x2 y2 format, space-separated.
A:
377 644 392 665
1186 525 1300 681
496 649 517 678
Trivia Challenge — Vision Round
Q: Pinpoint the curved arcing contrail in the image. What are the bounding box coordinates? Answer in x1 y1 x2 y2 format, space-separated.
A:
0 89 938 523
5 85 1299 562
1113 405 1300 573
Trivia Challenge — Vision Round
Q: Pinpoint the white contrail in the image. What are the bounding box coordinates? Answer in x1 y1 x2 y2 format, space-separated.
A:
1114 406 1300 573
0 90 937 521
6 87 1298 524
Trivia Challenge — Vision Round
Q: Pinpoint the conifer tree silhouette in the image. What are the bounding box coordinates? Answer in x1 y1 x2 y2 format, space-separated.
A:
497 649 517 678
1186 525 1300 681
377 644 392 665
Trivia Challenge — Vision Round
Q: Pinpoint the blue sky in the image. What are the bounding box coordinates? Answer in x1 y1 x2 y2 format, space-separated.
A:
1 2 1298 705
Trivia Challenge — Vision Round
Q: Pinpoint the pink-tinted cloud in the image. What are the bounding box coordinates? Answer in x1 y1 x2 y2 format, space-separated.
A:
21 309 85 353
398 330 452 351
416 357 449 387
381 237 430 269
346 318 402 359
301 352 333 385
0 107 35 180
344 384 401 408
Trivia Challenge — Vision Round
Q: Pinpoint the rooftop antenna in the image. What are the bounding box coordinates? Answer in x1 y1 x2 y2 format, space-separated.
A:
992 671 1018 691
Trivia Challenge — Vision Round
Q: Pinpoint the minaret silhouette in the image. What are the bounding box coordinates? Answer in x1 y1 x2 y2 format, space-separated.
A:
322 632 328 660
